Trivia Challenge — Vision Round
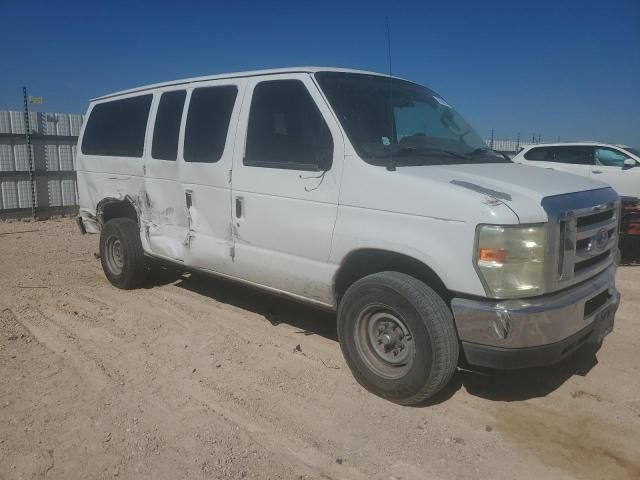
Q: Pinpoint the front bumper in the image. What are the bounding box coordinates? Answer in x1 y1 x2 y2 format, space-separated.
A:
451 265 619 369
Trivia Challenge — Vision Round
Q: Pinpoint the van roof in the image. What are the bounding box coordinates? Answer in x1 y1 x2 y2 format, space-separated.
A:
92 67 395 101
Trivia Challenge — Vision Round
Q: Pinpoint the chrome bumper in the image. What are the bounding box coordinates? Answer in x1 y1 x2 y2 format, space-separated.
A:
451 265 619 349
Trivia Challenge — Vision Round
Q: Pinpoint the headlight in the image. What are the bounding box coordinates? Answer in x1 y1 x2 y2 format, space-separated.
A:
475 224 547 298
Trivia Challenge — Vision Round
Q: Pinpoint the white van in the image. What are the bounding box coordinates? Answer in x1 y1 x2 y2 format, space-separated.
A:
77 67 620 404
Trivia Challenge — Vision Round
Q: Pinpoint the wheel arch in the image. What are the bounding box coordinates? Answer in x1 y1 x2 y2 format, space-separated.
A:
96 196 140 228
333 248 450 305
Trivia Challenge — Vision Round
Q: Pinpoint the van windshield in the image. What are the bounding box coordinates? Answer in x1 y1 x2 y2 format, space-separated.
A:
315 72 508 167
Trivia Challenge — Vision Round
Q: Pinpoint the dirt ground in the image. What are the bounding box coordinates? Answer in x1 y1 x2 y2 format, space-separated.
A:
1 218 639 480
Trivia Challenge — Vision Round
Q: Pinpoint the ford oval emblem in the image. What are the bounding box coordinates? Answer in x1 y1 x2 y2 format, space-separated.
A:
589 228 609 251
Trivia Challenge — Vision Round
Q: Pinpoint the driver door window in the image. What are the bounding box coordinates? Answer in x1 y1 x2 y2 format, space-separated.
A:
594 148 628 167
244 80 333 171
590 147 638 197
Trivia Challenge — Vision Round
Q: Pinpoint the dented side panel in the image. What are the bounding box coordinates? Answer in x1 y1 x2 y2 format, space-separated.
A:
178 79 245 275
142 88 189 262
77 170 145 231
142 177 187 261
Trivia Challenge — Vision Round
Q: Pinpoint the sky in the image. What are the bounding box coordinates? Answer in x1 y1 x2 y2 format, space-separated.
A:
1 0 638 145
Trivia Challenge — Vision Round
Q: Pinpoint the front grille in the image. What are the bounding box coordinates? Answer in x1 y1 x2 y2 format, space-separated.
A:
576 228 615 250
575 251 610 274
576 209 614 228
571 206 618 282
543 190 619 290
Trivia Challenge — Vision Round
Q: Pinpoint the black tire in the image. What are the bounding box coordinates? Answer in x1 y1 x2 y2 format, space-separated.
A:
337 272 459 405
99 218 148 289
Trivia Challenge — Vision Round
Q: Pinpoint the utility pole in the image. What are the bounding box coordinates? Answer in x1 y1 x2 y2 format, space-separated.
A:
516 132 520 151
490 128 494 149
22 86 37 219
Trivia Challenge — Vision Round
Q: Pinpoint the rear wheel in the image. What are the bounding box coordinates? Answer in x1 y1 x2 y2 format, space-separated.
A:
337 271 459 405
99 218 148 289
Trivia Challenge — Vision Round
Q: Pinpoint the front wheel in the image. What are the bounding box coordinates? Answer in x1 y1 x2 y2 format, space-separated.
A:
99 218 148 289
337 272 459 405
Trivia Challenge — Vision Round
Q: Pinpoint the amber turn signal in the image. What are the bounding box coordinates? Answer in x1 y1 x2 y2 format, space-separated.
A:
478 248 507 263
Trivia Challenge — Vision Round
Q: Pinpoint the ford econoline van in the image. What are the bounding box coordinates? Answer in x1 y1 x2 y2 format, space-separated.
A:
77 68 620 404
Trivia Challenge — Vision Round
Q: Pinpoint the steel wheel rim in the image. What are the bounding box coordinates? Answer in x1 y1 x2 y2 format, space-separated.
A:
353 304 415 379
105 234 124 276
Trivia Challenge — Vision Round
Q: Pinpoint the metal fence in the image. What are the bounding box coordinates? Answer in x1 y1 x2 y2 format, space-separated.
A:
484 138 541 155
0 110 82 219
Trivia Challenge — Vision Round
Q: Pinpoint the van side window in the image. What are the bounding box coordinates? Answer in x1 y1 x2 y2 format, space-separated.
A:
183 86 238 163
244 80 333 171
81 95 152 157
152 90 186 161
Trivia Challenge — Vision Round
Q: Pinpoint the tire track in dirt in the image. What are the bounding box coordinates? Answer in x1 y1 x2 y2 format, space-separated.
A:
17 306 121 389
11 286 371 479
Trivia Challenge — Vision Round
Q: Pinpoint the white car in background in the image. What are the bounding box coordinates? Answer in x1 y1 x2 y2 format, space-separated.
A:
513 143 640 198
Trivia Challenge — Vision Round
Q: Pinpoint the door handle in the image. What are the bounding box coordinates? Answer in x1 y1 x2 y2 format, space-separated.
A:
235 197 243 218
185 191 193 208
592 170 603 174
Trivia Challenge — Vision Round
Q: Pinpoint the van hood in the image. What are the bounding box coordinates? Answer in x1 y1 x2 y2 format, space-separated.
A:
398 162 609 223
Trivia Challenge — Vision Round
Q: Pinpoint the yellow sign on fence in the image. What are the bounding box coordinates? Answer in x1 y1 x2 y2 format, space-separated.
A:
29 96 43 104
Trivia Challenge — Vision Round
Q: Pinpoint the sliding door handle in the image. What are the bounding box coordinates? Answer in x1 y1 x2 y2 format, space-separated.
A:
235 197 244 218
592 170 603 174
185 191 193 208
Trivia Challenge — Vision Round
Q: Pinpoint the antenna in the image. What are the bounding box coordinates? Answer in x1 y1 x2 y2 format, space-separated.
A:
385 16 396 171
386 16 393 77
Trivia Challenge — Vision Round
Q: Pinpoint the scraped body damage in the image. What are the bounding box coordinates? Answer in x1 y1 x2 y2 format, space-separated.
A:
76 170 184 260
77 171 145 233
77 170 235 270
181 183 234 274
142 178 187 261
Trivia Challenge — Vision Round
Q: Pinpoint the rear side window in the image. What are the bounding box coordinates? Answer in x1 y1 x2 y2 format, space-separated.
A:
524 147 550 161
82 95 152 157
152 90 186 161
552 147 593 165
244 80 333 170
524 146 593 165
183 86 238 163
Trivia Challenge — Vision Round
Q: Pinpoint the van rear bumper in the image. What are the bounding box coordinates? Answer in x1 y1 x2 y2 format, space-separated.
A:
451 265 619 369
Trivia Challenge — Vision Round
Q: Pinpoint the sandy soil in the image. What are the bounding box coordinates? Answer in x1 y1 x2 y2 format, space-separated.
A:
1 218 639 480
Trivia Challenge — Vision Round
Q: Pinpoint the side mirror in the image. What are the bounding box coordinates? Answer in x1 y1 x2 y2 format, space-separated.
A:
623 158 636 168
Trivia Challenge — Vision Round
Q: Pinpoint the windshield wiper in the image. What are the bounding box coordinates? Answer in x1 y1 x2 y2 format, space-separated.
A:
468 147 493 155
387 146 470 170
468 147 512 163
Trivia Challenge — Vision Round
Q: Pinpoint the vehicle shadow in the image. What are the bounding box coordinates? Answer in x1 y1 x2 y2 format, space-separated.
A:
453 344 599 402
172 271 338 342
163 270 601 405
